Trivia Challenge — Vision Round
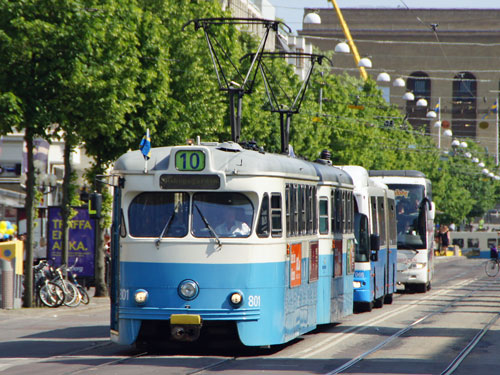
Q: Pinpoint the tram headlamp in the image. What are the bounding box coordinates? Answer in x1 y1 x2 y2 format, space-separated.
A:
353 281 362 289
412 262 426 269
134 289 149 305
229 292 243 307
178 280 199 300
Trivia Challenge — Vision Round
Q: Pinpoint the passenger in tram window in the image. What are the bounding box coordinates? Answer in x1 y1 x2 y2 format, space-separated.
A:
216 207 251 237
490 244 498 259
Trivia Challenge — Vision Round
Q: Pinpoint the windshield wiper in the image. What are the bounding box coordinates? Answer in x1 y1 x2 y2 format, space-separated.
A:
155 210 176 248
194 203 222 250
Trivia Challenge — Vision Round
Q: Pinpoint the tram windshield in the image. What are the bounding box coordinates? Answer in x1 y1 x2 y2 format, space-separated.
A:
129 192 189 237
128 192 253 238
192 192 253 238
389 184 426 250
354 213 370 262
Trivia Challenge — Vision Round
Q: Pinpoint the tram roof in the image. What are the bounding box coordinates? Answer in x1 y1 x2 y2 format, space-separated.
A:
368 170 426 178
114 143 353 185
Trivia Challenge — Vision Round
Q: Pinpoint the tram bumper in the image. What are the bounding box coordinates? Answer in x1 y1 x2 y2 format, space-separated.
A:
170 314 203 342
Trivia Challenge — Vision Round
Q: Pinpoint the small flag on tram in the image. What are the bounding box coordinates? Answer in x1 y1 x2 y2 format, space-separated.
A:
139 129 151 160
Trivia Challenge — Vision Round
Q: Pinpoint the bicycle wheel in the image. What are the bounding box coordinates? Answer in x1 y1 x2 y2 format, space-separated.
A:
58 280 81 307
39 282 65 307
485 259 499 277
77 285 90 305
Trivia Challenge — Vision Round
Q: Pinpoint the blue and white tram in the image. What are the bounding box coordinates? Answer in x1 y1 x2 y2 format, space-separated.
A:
109 141 355 347
338 166 397 311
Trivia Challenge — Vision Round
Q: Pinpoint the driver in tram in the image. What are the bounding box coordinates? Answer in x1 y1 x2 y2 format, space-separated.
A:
216 207 250 237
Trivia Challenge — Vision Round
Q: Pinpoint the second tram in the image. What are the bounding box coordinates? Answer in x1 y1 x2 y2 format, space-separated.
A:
339 166 397 311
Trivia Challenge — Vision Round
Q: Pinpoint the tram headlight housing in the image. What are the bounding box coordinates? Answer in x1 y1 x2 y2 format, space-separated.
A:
229 291 243 307
178 279 199 300
134 289 149 305
412 262 426 269
353 281 362 289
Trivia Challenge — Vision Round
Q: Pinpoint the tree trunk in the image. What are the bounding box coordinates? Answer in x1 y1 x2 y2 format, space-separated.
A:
93 161 108 297
61 139 73 273
23 128 35 307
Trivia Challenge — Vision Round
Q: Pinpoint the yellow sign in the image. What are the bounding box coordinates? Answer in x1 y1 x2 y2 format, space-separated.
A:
0 240 24 274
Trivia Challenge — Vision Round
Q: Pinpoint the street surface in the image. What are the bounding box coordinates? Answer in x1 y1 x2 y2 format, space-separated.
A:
1 256 499 375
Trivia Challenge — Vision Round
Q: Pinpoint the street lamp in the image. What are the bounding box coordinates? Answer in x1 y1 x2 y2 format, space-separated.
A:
376 72 391 83
416 98 428 107
303 12 321 25
334 41 350 53
393 77 405 87
402 92 415 101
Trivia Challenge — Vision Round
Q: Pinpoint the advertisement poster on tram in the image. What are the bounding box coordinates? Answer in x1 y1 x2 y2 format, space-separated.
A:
47 207 95 277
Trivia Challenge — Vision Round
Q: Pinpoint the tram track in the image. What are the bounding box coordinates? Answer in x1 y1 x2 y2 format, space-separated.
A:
319 275 500 375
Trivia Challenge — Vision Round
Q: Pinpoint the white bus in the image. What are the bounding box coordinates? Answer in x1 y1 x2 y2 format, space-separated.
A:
369 170 435 293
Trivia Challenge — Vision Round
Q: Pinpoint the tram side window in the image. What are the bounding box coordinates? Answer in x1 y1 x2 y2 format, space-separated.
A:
347 192 353 233
388 198 397 246
271 193 282 237
335 189 342 233
129 192 189 238
371 197 378 237
319 197 329 234
285 185 290 236
312 187 318 233
467 238 479 249
298 185 305 235
342 190 346 233
377 197 387 247
257 193 270 238
120 209 127 238
306 186 312 234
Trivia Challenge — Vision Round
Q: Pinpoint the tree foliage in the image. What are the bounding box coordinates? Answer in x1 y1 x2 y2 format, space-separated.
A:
1 0 499 304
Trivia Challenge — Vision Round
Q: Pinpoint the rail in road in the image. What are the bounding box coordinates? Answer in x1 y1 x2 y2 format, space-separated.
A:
1 257 499 375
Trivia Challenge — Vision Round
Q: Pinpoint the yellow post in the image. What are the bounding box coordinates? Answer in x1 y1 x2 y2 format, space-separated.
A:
328 0 368 81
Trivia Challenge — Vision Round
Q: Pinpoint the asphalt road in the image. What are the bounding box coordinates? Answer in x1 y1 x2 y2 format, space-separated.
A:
1 256 499 375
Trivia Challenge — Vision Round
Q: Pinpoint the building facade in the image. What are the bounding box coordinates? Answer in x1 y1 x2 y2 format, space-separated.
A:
300 8 500 156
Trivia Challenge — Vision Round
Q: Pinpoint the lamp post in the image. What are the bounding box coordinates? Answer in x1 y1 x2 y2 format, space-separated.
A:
304 3 368 80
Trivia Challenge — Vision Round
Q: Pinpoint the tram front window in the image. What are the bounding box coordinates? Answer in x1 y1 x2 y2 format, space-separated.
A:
354 213 370 262
129 192 189 237
192 192 253 238
390 184 426 249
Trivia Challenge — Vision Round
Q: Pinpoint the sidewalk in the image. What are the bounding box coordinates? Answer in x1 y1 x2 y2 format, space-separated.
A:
0 288 110 317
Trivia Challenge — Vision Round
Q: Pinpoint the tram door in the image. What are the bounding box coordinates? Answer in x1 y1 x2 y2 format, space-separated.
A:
110 185 122 334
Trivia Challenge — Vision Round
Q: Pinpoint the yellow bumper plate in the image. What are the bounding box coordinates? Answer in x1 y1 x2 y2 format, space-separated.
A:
170 314 202 325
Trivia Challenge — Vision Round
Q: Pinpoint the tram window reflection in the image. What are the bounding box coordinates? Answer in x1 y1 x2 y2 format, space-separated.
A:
128 192 189 238
192 192 253 238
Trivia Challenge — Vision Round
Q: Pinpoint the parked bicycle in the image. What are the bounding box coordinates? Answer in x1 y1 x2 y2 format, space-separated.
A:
67 258 90 305
485 258 500 277
33 260 65 308
48 263 81 307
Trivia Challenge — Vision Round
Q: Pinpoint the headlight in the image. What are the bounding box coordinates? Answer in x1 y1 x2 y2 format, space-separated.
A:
353 281 362 288
178 279 199 300
229 292 243 307
412 262 426 269
134 289 148 305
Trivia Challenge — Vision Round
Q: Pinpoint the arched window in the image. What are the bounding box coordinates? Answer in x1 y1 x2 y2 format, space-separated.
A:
452 72 476 138
406 72 431 133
